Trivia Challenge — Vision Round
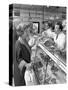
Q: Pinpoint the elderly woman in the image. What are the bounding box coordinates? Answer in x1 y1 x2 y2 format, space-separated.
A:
14 23 32 86
14 23 38 86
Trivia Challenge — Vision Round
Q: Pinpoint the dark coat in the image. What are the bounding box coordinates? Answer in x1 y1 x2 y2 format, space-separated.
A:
14 40 31 86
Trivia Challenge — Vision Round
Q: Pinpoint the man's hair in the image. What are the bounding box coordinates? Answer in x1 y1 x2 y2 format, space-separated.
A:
55 21 63 30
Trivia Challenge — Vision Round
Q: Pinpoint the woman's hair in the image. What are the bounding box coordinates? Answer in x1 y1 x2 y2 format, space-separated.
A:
16 23 33 37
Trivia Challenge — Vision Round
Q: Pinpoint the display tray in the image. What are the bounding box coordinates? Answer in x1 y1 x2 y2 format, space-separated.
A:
44 40 66 65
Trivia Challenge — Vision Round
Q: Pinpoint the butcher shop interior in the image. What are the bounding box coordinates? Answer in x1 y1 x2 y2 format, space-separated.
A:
9 4 66 86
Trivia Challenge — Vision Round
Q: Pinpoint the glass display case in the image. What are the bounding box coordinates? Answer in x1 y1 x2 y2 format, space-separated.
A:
31 36 66 85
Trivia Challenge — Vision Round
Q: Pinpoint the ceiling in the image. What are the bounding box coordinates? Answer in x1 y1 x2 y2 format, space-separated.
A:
13 4 66 14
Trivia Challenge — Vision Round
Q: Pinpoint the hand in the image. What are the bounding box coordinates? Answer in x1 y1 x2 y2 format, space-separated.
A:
18 60 26 71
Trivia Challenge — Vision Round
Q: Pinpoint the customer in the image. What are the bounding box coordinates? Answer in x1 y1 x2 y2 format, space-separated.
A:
14 23 31 86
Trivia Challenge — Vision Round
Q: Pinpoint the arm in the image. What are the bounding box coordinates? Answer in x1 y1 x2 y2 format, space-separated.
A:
16 41 27 71
16 41 31 71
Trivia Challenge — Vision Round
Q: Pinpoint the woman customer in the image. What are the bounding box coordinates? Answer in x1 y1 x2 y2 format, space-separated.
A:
14 23 31 86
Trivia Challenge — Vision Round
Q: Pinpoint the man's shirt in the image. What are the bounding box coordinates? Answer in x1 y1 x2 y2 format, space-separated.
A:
54 32 66 50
